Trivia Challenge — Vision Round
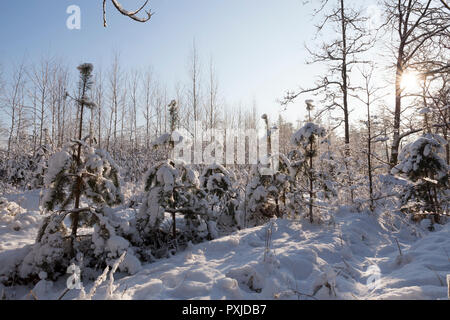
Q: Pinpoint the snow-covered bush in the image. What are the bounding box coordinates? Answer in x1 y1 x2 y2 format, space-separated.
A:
200 163 240 233
391 134 449 224
19 211 71 281
31 145 51 189
244 156 294 227
114 151 149 184
316 151 338 201
0 197 24 221
0 197 39 232
18 207 141 282
0 155 34 189
136 159 213 248
89 208 141 275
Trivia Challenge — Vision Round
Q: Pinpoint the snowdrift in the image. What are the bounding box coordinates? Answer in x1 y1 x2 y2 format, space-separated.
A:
0 192 448 300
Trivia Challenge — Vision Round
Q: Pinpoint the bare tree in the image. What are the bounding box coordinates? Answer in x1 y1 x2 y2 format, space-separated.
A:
129 70 140 151
119 80 127 153
353 65 387 211
93 69 104 148
49 62 69 149
142 68 154 150
0 63 4 98
106 54 123 155
1 62 26 157
382 0 450 166
29 57 52 148
206 56 220 135
283 0 373 155
187 40 201 141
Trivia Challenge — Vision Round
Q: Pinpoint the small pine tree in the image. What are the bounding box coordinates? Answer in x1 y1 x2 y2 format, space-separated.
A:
291 122 327 223
316 151 338 201
137 159 211 245
200 163 240 234
244 155 294 227
18 64 128 281
244 164 273 227
41 64 123 224
32 145 51 189
137 99 213 250
391 134 449 224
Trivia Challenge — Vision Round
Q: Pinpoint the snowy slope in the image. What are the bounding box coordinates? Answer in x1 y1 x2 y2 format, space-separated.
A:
0 193 449 300
107 211 449 300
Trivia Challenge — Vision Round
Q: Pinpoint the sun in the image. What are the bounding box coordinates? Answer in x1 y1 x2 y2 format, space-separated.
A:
400 71 420 91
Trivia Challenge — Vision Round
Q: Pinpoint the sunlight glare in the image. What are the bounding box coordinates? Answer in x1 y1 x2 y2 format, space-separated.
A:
400 71 420 91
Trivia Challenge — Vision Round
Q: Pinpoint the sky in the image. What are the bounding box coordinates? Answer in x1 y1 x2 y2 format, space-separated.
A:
0 0 387 131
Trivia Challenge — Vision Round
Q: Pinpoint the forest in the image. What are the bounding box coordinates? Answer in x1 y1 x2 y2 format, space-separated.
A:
0 0 448 300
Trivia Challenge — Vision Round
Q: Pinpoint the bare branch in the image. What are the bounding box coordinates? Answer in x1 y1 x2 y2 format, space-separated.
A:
104 0 153 27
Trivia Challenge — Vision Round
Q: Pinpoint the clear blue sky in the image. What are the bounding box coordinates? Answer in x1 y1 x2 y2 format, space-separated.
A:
0 0 381 126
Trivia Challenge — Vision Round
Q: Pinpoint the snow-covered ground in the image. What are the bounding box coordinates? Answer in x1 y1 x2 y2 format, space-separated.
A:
0 190 449 300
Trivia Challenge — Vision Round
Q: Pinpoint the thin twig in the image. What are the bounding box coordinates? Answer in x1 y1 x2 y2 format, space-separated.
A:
426 265 445 286
29 290 38 300
57 288 70 300
394 238 402 256
275 289 318 300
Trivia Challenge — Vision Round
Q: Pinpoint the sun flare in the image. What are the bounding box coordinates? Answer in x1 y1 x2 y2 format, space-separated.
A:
400 71 420 91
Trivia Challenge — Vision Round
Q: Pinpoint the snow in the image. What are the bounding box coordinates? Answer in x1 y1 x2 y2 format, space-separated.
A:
392 134 448 178
43 151 71 186
1 196 449 299
291 123 327 148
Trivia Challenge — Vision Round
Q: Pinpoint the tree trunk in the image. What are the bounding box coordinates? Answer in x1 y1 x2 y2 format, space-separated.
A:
390 55 404 167
71 79 88 249
340 0 350 150
367 97 374 212
309 139 314 223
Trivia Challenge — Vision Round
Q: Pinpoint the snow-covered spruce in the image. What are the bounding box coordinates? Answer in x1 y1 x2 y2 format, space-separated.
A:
11 63 138 283
1 156 33 189
244 154 290 227
391 134 449 224
89 208 141 275
31 144 51 189
136 159 214 249
274 153 302 219
199 163 240 234
41 142 123 211
18 211 71 281
19 142 127 280
291 122 328 223
291 122 327 150
316 151 338 201
18 207 141 282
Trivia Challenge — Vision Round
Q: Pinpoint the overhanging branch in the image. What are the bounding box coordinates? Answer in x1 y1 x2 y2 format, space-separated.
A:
103 0 153 27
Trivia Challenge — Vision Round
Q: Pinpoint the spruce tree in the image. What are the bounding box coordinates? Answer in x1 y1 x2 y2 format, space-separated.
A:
137 100 212 250
291 122 327 223
392 134 449 225
19 64 127 281
200 163 240 233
